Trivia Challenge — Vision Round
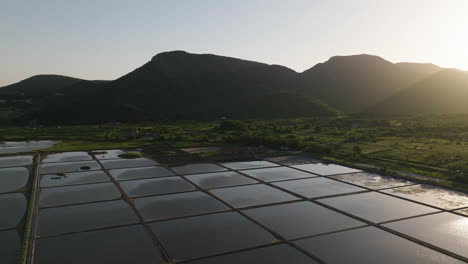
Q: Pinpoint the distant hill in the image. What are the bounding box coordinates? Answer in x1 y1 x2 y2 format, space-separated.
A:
367 69 468 116
301 54 441 112
3 51 465 125
4 51 338 124
0 75 110 124
94 51 337 119
394 62 441 76
0 75 83 98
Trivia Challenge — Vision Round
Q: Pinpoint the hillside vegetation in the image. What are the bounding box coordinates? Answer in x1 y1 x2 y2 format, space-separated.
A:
367 69 468 116
3 51 468 125
0 75 83 98
301 55 441 112
1 116 468 191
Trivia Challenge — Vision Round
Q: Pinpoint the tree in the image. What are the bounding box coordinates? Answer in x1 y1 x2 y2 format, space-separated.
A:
353 145 362 156
314 126 322 133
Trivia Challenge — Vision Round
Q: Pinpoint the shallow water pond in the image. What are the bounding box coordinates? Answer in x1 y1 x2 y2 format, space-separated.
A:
294 226 465 264
37 200 139 236
109 166 174 181
384 212 468 259
185 171 258 189
40 161 100 174
43 152 92 163
101 158 159 169
187 244 318 264
382 184 468 210
119 177 195 198
39 182 121 208
0 167 29 193
272 177 365 198
0 141 57 154
210 184 299 208
264 155 321 165
0 155 33 168
0 193 27 230
149 212 276 261
170 163 227 175
40 170 110 187
135 191 228 221
222 161 278 170
330 172 413 190
319 192 439 223
293 163 361 176
242 166 317 182
34 225 164 264
243 201 365 239
0 230 22 264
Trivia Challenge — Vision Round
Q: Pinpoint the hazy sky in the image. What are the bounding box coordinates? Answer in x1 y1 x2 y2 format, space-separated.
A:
2 0 468 86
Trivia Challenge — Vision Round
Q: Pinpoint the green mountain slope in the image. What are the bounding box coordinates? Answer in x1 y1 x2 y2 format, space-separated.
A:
7 51 338 124
0 75 83 98
3 51 461 124
301 55 441 112
367 69 468 116
95 51 336 119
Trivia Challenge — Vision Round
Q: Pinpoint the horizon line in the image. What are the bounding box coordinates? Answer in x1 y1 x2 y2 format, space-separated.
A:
2 50 465 87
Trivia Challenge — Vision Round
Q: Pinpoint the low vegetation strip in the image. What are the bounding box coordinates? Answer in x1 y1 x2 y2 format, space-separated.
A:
2 116 468 191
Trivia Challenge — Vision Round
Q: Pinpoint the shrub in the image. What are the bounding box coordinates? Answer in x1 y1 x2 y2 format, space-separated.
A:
219 120 248 131
91 151 107 155
118 152 142 159
304 142 332 154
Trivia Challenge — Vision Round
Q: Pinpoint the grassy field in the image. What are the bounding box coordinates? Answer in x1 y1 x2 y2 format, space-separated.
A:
2 116 468 191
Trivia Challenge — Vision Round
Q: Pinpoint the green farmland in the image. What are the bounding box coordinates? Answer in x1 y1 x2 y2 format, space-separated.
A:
2 115 468 191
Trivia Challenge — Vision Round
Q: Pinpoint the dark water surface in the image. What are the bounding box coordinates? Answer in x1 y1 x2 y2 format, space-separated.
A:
34 225 164 264
0 167 29 193
185 171 258 189
135 191 228 221
39 182 121 207
243 201 365 239
109 166 174 181
0 193 27 230
242 166 318 182
0 230 22 264
119 177 195 197
149 212 276 261
319 192 439 223
37 200 139 236
294 226 465 264
40 170 110 187
210 184 299 208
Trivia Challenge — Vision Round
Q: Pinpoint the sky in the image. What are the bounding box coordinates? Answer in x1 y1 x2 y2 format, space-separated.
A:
2 0 468 86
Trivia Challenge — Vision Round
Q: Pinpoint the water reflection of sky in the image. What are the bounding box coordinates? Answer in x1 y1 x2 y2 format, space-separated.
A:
383 185 468 210
448 217 468 240
0 141 58 154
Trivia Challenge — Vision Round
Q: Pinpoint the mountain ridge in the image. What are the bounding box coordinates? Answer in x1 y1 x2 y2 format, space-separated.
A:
300 54 441 112
0 75 84 97
366 69 468 116
1 51 338 124
3 50 466 124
